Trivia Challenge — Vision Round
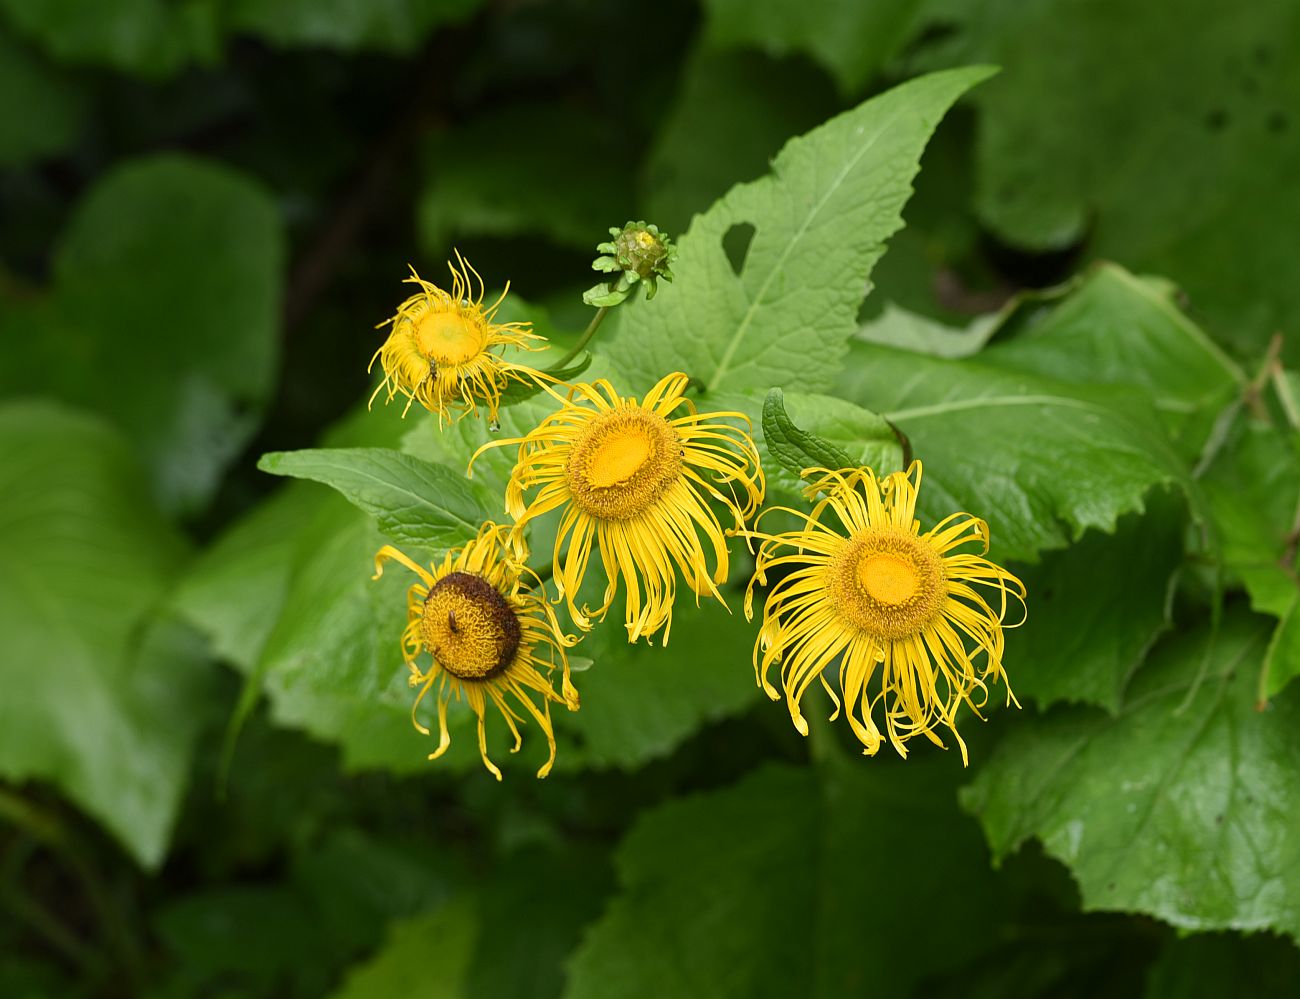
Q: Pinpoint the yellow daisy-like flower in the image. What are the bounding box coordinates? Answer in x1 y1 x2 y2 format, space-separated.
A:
744 462 1025 764
369 252 547 423
478 372 764 643
372 522 579 779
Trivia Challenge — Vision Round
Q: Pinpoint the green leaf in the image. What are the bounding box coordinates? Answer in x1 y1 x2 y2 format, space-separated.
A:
553 598 762 771
701 0 927 95
1200 421 1300 700
1144 932 1300 998
856 301 1001 359
761 387 855 477
907 0 1300 360
333 846 612 999
963 609 1300 942
417 103 635 254
0 25 85 166
978 265 1244 455
173 404 472 776
0 0 220 77
0 154 285 515
227 0 480 52
760 387 905 505
257 447 496 559
565 759 1008 999
1006 492 1186 712
607 66 994 395
642 48 839 235
837 345 1191 562
0 401 212 866
333 900 478 999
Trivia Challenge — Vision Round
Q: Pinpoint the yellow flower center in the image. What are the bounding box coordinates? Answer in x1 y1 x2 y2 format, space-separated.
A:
830 528 946 639
566 408 682 520
415 310 485 365
857 552 919 605
420 571 521 681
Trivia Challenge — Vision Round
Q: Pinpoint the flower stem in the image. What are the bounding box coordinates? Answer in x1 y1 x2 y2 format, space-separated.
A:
0 788 143 987
551 306 609 370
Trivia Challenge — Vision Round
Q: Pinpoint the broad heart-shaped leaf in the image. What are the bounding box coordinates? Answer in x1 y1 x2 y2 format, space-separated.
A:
0 155 284 515
836 345 1191 563
0 401 213 867
701 0 926 95
605 66 994 396
963 609 1300 942
0 24 86 166
257 448 496 561
1200 420 1300 701
564 758 1009 999
0 0 220 77
227 0 480 52
905 0 1300 360
1005 491 1186 713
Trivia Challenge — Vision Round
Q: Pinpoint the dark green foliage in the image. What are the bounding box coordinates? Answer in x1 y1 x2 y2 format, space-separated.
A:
2 2 1299 997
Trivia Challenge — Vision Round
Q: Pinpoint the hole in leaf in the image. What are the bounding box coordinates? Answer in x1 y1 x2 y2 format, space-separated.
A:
722 222 755 277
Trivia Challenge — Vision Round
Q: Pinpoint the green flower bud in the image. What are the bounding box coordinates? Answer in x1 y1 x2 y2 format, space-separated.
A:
584 221 677 307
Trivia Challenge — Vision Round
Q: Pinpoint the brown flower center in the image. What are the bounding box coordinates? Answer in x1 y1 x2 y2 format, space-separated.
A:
829 528 946 639
565 408 682 520
420 571 520 681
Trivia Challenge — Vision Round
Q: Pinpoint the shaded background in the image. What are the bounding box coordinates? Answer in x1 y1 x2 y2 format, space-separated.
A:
2 1 1300 996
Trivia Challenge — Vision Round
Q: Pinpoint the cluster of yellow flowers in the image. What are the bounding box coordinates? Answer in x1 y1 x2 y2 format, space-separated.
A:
369 255 1025 778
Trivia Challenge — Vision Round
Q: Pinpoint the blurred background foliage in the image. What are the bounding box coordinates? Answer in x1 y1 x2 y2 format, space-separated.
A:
2 0 1299 996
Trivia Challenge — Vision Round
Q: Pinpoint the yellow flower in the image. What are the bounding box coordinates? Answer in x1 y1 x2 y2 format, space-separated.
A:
369 253 547 423
479 372 764 643
373 523 579 779
744 462 1025 764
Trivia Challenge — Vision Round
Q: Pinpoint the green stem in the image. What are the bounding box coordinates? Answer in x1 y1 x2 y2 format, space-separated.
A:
551 307 610 370
3 884 101 972
0 787 143 986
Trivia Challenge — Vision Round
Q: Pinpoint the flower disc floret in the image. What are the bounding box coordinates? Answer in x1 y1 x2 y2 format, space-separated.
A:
565 408 682 520
420 571 521 681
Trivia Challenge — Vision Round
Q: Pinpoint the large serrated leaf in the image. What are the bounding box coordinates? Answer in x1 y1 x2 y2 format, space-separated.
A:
837 346 1191 562
1200 421 1300 701
963 610 1300 942
607 66 994 395
1006 492 1186 713
258 447 496 557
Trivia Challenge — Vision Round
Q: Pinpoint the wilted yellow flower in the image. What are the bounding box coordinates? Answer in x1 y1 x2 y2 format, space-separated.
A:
479 372 764 643
373 523 579 779
369 253 547 423
744 462 1025 764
